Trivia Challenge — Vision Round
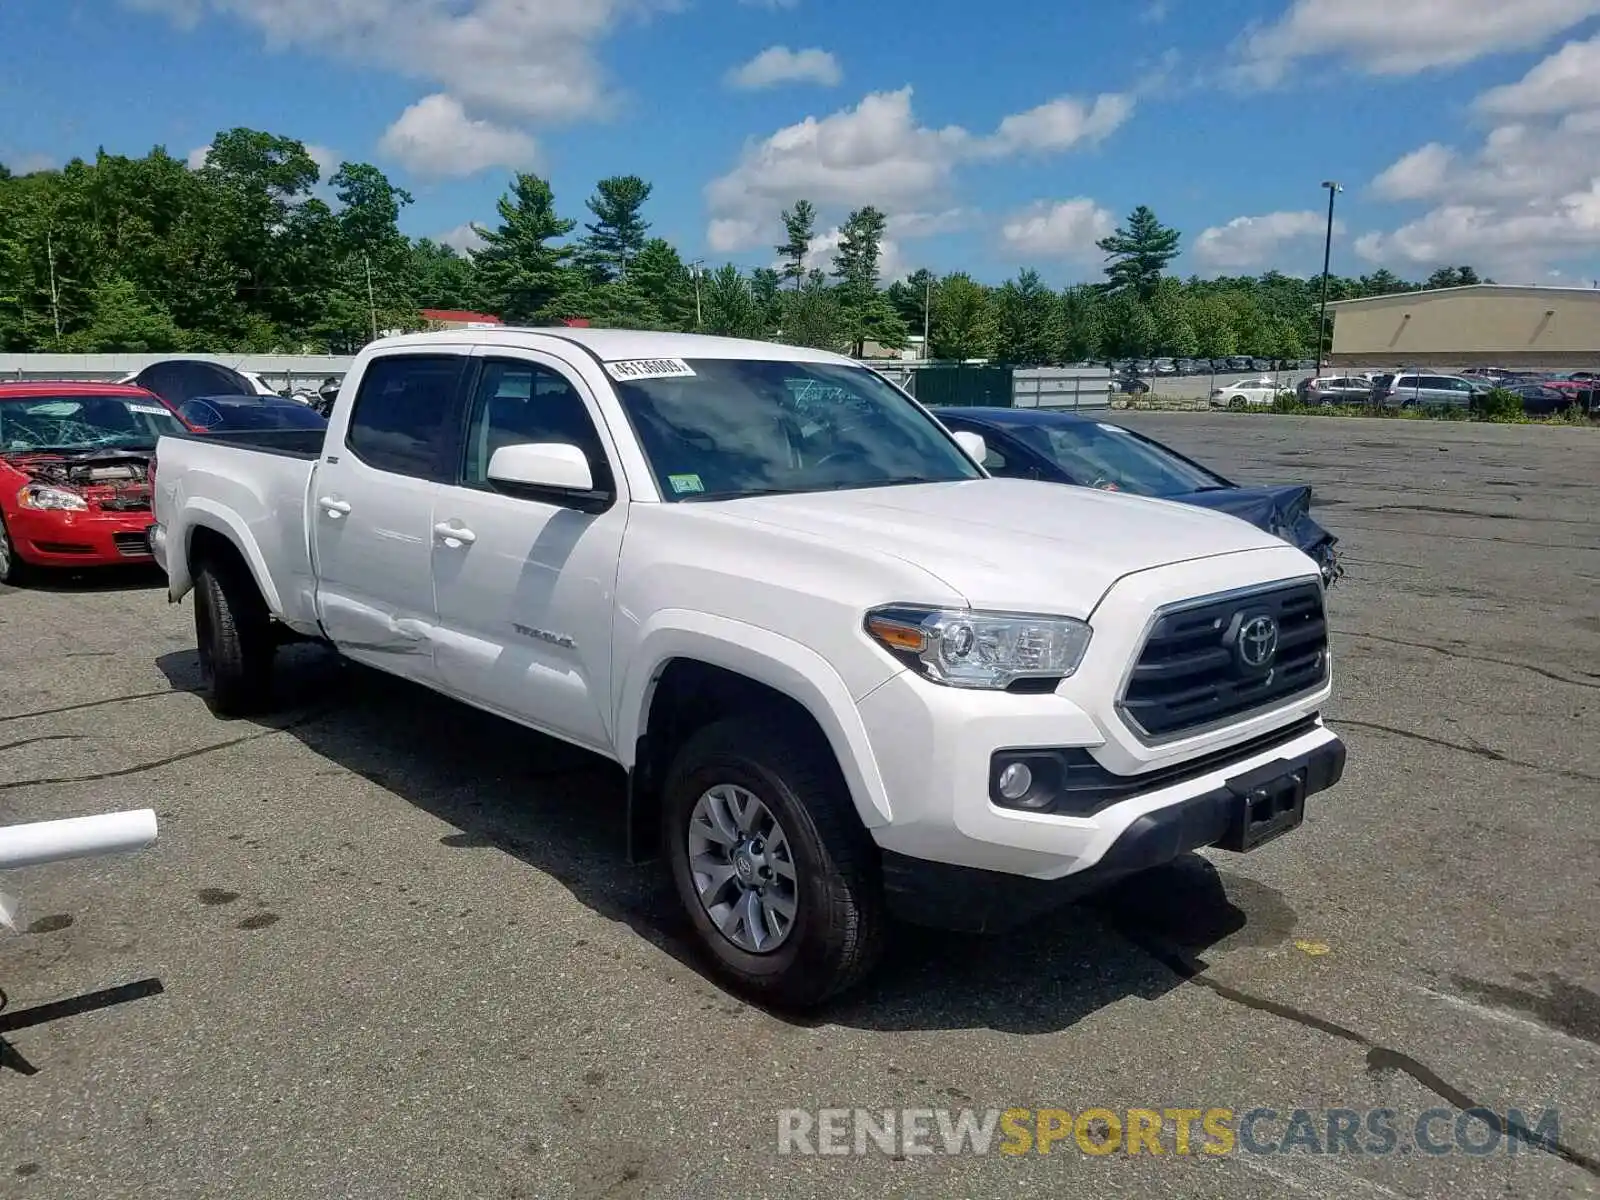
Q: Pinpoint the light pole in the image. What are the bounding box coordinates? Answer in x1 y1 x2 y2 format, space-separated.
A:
1317 181 1342 372
688 258 704 329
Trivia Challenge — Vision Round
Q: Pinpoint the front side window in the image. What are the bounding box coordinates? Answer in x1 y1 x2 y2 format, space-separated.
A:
345 355 465 479
461 359 610 487
0 393 185 453
1011 420 1227 496
610 360 982 501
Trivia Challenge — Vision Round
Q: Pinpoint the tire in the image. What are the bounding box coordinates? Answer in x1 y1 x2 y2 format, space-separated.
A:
0 514 30 586
663 716 887 1009
193 555 275 717
1228 396 1247 410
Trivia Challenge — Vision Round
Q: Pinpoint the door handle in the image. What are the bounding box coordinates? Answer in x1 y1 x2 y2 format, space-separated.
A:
318 497 352 517
433 522 477 546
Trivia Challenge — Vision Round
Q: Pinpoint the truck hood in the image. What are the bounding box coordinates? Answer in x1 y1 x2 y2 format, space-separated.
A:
709 477 1289 616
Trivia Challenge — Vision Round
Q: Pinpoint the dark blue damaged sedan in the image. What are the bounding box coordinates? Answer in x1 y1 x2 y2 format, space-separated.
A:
931 406 1342 586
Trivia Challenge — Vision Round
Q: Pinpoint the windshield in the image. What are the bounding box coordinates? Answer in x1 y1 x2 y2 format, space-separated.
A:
0 393 185 453
180 398 328 431
1011 419 1230 496
610 360 983 501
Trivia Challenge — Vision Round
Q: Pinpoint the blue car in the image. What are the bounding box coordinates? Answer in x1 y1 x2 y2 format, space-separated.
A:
932 406 1342 585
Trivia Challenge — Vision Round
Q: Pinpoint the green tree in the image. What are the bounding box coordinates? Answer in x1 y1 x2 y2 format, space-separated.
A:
930 272 994 360
580 175 652 280
1149 278 1197 357
782 269 847 351
1098 205 1181 298
1189 293 1239 358
749 266 783 338
700 263 762 338
410 239 479 309
1100 289 1157 357
473 173 578 324
832 205 907 356
777 200 816 290
62 276 182 352
1057 285 1103 361
992 269 1058 364
629 237 695 331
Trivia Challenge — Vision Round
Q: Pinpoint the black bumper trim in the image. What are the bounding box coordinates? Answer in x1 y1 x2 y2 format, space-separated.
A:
882 732 1346 934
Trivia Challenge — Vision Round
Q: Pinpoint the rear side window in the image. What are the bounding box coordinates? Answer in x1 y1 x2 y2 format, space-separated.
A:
345 355 466 480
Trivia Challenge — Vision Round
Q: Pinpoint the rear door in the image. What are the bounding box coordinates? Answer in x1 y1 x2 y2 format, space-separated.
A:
428 349 630 752
311 352 469 681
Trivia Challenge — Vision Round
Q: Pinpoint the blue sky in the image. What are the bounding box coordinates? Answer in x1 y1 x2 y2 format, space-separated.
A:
6 0 1600 285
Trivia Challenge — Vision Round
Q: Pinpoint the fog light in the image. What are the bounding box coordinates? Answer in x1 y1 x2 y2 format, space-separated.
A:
997 762 1033 802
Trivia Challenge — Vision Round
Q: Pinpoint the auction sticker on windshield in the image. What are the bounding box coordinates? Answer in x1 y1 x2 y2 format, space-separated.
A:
605 358 697 382
129 404 170 415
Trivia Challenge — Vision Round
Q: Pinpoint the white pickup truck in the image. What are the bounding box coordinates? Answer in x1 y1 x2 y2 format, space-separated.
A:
149 328 1345 1006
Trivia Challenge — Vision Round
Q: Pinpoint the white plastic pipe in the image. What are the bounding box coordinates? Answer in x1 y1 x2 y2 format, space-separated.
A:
0 809 159 872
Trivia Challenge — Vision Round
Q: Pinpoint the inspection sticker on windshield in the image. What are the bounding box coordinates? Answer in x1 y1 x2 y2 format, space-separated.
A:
128 404 170 415
668 473 705 495
605 357 697 382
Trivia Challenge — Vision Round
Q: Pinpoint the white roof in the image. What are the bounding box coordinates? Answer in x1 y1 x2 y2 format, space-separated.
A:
367 326 857 366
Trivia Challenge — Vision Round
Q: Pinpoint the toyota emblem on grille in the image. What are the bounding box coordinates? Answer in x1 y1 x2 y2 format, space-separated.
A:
1237 615 1280 670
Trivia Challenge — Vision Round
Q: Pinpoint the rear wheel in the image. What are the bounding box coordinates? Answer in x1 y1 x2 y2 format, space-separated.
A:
663 716 887 1009
194 556 275 716
0 515 29 586
1228 396 1248 410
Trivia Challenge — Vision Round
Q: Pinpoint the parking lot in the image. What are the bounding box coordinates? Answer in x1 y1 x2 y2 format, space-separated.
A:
1 413 1597 1199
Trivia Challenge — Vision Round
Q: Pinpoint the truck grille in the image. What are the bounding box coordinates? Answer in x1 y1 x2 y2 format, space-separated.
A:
1118 581 1328 741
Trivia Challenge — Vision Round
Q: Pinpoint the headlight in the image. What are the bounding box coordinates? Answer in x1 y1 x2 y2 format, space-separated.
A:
17 485 88 512
864 605 1092 690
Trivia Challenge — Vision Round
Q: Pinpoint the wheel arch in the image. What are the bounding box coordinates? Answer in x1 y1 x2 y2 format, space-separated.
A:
617 614 895 863
172 501 282 613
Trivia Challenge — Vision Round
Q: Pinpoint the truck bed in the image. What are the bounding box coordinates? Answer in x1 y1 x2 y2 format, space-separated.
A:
166 427 327 459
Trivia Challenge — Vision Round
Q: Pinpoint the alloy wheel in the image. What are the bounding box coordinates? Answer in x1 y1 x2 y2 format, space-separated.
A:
686 783 799 954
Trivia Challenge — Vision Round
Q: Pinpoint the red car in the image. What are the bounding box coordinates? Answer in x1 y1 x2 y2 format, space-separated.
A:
0 382 188 585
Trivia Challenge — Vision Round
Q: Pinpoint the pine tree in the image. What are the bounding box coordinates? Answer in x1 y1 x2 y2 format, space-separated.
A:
1098 205 1181 299
472 173 578 324
579 175 652 280
930 273 995 361
776 200 816 290
832 205 906 357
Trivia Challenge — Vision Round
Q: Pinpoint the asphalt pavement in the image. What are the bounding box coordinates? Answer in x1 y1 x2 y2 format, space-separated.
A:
1 414 1598 1199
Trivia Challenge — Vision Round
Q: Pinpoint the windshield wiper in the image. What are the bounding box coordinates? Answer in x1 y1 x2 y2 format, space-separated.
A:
678 486 805 502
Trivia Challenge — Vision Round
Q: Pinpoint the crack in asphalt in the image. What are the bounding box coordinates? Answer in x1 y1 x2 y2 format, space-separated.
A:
1334 719 1600 785
0 734 87 755
1331 522 1599 553
0 707 330 792
0 688 198 725
1116 929 1600 1180
1333 629 1600 691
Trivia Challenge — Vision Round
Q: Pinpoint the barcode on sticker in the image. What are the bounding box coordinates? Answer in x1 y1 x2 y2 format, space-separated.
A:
605 358 697 382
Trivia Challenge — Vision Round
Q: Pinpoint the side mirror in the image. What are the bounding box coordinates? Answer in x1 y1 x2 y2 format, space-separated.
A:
953 430 988 465
486 442 611 511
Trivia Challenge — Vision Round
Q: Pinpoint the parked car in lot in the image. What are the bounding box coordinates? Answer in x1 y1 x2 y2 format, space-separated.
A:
0 382 186 584
1507 383 1592 416
1368 372 1485 409
1297 375 1372 405
932 407 1341 584
149 328 1346 1007
1210 377 1281 408
167 393 332 434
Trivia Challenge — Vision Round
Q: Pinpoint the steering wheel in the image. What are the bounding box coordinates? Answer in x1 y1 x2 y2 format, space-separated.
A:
814 446 871 469
1090 476 1121 492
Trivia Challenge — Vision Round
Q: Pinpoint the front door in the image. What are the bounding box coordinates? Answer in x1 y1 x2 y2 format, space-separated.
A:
429 352 628 752
312 352 468 682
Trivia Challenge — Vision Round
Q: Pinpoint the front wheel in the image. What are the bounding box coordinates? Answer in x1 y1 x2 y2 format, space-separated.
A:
663 716 887 1009
194 557 276 717
0 514 29 586
1228 396 1248 410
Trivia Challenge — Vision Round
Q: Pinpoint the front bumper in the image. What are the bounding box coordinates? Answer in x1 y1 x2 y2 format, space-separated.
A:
881 731 1346 932
6 506 155 566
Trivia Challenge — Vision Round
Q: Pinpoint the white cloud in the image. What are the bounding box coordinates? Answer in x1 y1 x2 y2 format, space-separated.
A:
1193 210 1342 271
886 208 974 238
708 217 763 253
5 152 59 174
1232 0 1600 86
124 0 671 125
796 228 906 284
186 144 211 170
378 94 539 178
1355 186 1600 280
1476 33 1600 115
704 86 1132 250
1371 143 1456 200
436 223 486 253
978 93 1134 158
998 199 1116 260
1141 0 1170 23
726 46 841 90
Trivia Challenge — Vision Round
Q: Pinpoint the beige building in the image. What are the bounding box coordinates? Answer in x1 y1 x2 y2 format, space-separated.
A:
1326 284 1600 369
